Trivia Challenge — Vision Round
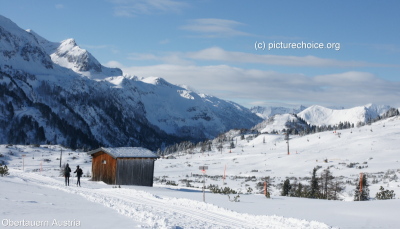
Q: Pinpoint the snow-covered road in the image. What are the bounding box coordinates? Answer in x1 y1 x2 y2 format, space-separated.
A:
9 170 333 229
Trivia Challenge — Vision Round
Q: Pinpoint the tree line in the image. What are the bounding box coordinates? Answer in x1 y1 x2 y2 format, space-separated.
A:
280 167 345 200
280 167 396 201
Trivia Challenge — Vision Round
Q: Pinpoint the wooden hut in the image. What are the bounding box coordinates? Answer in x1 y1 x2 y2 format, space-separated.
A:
87 147 158 186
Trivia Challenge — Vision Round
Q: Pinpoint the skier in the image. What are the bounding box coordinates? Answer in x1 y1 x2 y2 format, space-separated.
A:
64 163 71 186
74 165 83 187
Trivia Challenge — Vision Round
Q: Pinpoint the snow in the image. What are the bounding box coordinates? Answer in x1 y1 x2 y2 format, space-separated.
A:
2 14 400 228
259 114 297 133
88 147 158 158
1 169 335 229
0 15 28 37
141 76 170 86
109 75 260 138
2 117 400 228
298 104 391 126
155 116 400 191
251 105 306 119
1 14 261 146
0 17 122 80
177 90 195 100
1 14 262 146
1 174 138 228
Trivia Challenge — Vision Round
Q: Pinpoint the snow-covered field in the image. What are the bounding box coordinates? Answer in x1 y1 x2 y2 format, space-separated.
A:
1 116 400 228
2 170 336 229
155 116 400 199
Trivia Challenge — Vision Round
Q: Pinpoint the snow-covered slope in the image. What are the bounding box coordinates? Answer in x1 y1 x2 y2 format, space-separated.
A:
256 114 298 133
154 116 400 202
0 16 53 72
0 15 262 149
251 105 307 119
1 153 334 229
104 76 260 139
250 113 310 135
298 104 391 126
2 116 400 228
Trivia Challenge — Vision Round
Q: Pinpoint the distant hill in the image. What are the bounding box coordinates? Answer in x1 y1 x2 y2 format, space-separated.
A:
250 105 307 119
297 104 391 126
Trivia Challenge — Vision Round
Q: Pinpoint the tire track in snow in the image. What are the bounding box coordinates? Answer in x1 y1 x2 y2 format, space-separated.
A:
99 189 258 228
14 171 334 229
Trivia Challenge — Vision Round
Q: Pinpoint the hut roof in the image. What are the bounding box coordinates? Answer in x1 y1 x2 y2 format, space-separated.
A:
87 147 158 159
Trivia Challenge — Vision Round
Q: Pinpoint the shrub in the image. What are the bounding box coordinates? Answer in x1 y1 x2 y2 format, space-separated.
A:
166 180 178 186
376 186 396 200
209 185 237 194
0 165 10 177
228 194 240 202
265 191 271 198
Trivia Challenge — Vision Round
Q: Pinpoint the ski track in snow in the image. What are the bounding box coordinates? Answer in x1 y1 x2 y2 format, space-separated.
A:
13 170 333 229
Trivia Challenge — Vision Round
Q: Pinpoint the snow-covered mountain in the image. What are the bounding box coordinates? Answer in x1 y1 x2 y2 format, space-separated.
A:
27 29 122 79
102 75 260 140
251 113 310 135
298 104 391 126
0 15 262 150
250 105 307 119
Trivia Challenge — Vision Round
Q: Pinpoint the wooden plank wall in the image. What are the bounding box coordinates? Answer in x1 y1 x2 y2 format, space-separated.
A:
116 158 155 186
92 152 117 184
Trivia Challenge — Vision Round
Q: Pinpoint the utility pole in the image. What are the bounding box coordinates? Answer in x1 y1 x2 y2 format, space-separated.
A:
22 154 26 172
222 165 226 186
59 148 63 167
199 166 208 202
203 173 205 202
359 173 363 201
285 132 290 155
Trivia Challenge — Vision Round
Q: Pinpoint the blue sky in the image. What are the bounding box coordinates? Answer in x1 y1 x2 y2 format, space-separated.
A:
1 0 399 108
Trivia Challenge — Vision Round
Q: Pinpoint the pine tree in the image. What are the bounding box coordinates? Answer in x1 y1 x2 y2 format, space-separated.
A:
354 173 370 201
320 168 334 199
292 182 303 197
200 142 206 153
217 144 223 153
309 167 320 198
281 179 291 196
331 177 345 200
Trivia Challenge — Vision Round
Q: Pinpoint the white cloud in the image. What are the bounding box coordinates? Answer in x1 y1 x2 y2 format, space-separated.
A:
105 61 400 108
180 18 251 38
106 61 125 69
110 0 188 17
186 47 396 67
122 47 395 68
314 71 377 86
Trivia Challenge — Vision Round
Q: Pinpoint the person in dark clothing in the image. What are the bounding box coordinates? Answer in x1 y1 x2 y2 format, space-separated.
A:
74 165 83 187
64 164 71 186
